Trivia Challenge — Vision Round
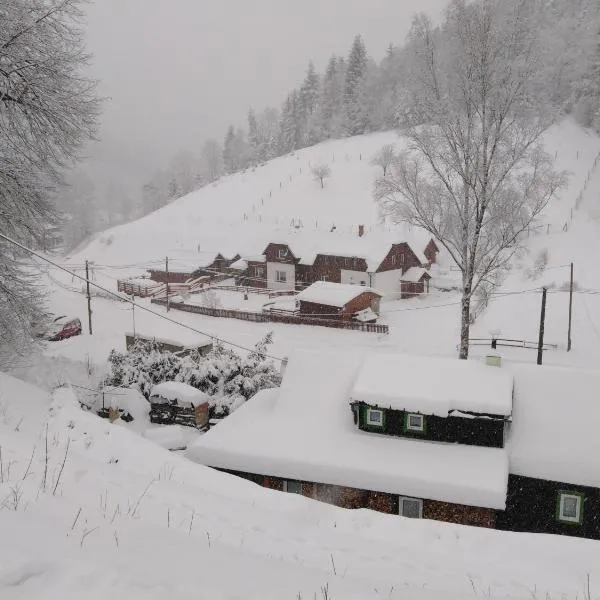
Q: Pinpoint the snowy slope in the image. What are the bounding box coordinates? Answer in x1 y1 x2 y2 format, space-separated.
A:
2 372 600 600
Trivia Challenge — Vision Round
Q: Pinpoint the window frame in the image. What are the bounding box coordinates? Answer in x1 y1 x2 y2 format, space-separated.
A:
277 248 288 259
283 479 302 494
321 275 329 282
556 491 584 525
404 412 426 433
275 270 287 283
399 496 423 519
366 407 384 428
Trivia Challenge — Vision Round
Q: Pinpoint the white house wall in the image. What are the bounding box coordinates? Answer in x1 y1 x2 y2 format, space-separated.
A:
340 269 370 286
372 269 403 300
266 262 296 291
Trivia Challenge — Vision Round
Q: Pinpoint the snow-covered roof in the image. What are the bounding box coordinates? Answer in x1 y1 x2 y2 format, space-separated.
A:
400 267 431 283
230 258 248 271
260 229 430 271
508 363 600 488
296 281 382 308
149 382 209 406
187 351 509 509
123 277 161 288
350 354 513 417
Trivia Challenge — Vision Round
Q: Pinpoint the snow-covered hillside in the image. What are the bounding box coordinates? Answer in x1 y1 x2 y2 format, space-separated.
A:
69 119 600 276
22 118 599 382
2 372 600 600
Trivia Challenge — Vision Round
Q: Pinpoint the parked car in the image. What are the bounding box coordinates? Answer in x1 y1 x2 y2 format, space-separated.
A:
39 316 82 341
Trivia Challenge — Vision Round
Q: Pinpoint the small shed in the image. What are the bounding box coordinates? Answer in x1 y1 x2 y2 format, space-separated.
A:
296 282 382 321
149 381 210 430
400 267 431 298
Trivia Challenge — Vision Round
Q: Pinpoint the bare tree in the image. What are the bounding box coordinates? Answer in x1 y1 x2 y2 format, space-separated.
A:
370 143 396 177
375 0 566 359
0 0 100 363
312 163 331 189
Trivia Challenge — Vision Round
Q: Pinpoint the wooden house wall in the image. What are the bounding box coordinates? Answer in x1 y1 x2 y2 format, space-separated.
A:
239 260 267 288
376 243 423 274
218 469 494 526
424 239 439 264
264 243 297 264
299 292 380 321
400 280 427 298
355 402 505 448
496 474 600 540
149 269 191 284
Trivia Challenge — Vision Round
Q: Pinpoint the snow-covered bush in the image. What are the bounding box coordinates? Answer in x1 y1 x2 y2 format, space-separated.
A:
104 333 281 417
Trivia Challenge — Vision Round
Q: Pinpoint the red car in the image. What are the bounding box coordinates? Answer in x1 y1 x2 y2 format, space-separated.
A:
43 316 82 341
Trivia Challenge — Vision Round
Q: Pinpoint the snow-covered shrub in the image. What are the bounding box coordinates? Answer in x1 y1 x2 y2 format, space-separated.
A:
104 333 281 417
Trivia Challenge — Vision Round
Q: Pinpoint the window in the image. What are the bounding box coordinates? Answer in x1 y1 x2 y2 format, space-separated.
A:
557 492 584 524
276 270 287 283
366 408 384 427
405 413 425 433
255 267 264 277
277 248 288 259
283 480 302 494
399 254 405 265
399 496 423 519
321 275 329 282
391 255 397 265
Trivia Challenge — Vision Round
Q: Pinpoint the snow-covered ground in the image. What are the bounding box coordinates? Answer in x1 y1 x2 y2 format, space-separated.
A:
3 372 600 600
5 119 600 598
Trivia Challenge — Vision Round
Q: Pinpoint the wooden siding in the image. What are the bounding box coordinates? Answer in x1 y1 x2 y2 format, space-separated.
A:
424 239 439 264
400 280 427 298
423 500 496 528
220 470 493 526
264 243 297 264
299 291 381 321
376 243 423 274
149 269 191 284
497 474 600 540
354 402 506 448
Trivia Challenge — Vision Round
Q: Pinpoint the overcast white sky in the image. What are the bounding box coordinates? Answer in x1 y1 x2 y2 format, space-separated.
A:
82 0 448 195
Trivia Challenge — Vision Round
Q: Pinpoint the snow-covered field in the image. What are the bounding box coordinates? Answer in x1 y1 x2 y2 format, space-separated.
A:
2 372 600 600
5 119 600 598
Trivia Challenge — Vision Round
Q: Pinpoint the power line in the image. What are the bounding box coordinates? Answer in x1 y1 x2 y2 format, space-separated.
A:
1 233 286 363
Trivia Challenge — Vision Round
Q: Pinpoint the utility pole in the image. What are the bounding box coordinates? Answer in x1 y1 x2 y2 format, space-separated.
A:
85 260 93 335
165 256 170 312
567 262 574 351
131 295 136 338
537 287 547 365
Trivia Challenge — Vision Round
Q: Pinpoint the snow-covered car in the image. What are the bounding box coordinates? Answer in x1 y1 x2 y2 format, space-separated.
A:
38 315 82 341
148 381 210 430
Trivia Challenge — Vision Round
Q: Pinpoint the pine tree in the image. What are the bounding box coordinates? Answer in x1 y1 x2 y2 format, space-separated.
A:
278 90 302 154
317 55 345 140
344 35 369 136
299 61 320 145
247 108 260 165
223 125 236 173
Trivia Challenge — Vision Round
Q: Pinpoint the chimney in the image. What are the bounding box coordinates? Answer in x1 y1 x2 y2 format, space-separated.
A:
485 354 502 368
358 224 365 238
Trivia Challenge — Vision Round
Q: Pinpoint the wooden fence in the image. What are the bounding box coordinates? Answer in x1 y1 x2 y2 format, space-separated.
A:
151 298 389 334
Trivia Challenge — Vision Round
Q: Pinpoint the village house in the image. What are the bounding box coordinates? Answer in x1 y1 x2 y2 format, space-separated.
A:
296 281 382 321
187 351 600 540
253 229 438 299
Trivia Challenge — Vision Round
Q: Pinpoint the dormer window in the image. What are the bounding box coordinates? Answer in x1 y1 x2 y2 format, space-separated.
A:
277 248 288 259
399 254 405 265
405 413 425 433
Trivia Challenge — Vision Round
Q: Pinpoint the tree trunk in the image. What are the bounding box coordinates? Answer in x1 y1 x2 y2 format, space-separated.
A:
459 293 471 359
320 177 324 189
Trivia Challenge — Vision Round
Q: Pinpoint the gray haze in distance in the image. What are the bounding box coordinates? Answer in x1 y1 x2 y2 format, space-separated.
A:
82 0 448 196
